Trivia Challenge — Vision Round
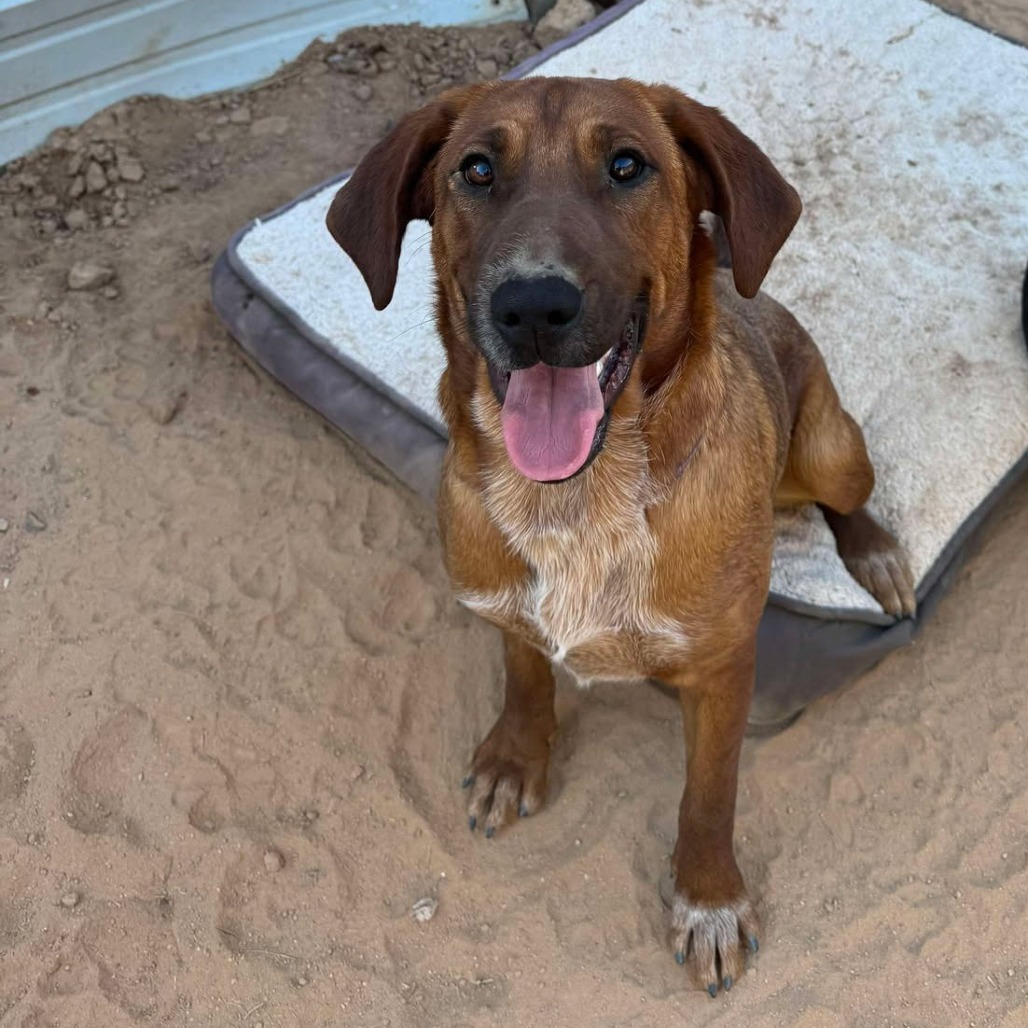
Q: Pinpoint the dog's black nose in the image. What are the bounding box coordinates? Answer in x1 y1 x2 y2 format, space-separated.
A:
491 276 583 357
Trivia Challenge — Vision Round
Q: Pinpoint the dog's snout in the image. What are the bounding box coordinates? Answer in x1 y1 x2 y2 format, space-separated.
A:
490 276 583 356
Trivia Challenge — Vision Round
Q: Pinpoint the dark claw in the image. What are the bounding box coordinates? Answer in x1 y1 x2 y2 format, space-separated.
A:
707 983 718 998
723 976 733 991
461 775 474 789
518 804 528 818
674 951 685 966
748 935 759 953
485 826 495 839
468 815 477 832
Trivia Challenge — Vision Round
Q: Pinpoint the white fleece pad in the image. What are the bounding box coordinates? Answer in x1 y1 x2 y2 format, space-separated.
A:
235 0 1028 616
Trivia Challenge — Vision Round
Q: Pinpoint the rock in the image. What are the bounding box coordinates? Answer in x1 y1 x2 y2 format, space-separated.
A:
250 115 290 138
263 848 285 873
67 153 84 176
188 240 211 264
101 286 120 300
59 891 81 909
117 157 145 182
475 58 499 79
67 261 116 291
87 141 111 163
327 51 377 76
537 0 594 35
353 83 374 102
411 897 438 923
229 106 252 125
25 511 47 532
64 208 89 231
68 176 85 199
0 518 9 533
146 390 186 425
84 161 107 194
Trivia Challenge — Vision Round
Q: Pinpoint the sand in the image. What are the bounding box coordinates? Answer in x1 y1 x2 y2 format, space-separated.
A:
0 4 1026 1026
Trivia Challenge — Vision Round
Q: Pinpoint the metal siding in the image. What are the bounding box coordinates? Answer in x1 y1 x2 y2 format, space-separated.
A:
0 0 524 162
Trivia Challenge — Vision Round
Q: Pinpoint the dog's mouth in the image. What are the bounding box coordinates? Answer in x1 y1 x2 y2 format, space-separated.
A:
486 307 646 483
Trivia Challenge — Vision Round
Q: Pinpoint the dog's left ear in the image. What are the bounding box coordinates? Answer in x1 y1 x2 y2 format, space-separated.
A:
645 84 802 298
326 85 482 310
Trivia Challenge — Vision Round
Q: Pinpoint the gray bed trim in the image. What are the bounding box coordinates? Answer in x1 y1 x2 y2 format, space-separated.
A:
214 253 446 502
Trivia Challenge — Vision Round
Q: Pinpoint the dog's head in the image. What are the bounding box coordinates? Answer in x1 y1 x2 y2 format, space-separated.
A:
327 78 800 483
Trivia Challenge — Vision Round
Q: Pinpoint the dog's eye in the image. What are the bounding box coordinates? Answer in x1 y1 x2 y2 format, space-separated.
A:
609 152 644 183
462 156 494 188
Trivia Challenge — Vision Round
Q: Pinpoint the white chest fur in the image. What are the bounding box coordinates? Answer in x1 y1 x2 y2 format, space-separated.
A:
456 424 691 680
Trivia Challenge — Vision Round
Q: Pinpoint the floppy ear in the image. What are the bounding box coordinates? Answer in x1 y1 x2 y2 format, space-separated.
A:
646 84 802 298
325 87 478 310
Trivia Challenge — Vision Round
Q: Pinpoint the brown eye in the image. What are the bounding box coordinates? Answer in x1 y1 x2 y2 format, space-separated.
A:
610 151 644 183
462 156 494 187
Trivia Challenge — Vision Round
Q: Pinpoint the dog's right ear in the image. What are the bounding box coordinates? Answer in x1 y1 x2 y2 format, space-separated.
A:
326 87 480 311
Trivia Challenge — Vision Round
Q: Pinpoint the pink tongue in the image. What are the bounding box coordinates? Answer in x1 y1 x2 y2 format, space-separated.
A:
500 363 604 481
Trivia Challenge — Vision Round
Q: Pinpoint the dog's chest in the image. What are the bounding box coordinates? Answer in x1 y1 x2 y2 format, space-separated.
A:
457 487 691 683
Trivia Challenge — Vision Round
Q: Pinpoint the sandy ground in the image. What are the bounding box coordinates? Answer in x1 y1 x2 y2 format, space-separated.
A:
1 3 1026 1026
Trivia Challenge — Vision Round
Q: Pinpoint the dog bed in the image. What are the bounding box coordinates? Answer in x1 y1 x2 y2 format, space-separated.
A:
213 0 1028 730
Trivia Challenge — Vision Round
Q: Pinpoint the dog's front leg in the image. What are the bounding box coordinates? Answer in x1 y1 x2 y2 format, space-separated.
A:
464 631 556 838
666 639 760 995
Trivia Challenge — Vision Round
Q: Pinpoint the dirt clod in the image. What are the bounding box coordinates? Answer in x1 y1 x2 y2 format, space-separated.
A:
64 208 90 231
250 115 290 137
117 157 146 182
411 897 438 923
67 261 116 291
84 161 107 194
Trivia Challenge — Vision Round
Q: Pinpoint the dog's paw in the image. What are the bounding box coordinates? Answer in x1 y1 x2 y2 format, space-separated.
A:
462 715 552 838
844 546 916 619
825 508 917 618
663 877 760 996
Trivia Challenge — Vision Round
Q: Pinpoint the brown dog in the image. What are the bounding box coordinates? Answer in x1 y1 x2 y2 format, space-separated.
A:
326 78 915 995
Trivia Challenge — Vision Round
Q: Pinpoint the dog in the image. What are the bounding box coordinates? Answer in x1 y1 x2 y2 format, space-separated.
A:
325 77 915 995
